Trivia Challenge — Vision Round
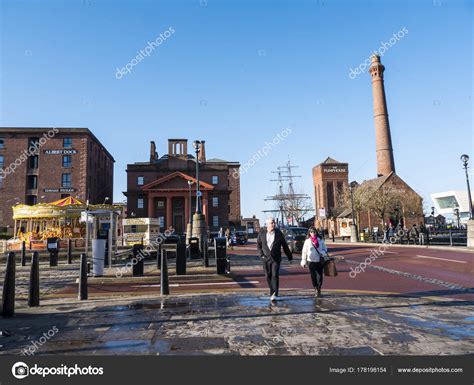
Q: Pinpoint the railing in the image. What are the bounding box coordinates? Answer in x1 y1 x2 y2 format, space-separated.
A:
358 229 467 247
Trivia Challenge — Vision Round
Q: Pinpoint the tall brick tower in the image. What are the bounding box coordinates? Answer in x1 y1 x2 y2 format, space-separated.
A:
369 54 396 177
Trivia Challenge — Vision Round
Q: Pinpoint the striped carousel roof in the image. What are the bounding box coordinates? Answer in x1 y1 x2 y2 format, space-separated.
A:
50 196 86 207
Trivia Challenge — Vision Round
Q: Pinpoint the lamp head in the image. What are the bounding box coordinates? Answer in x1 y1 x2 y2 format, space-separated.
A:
192 140 201 150
461 154 469 164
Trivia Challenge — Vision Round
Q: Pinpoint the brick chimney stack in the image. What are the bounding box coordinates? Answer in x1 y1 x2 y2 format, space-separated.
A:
150 141 158 162
198 140 206 163
369 54 396 177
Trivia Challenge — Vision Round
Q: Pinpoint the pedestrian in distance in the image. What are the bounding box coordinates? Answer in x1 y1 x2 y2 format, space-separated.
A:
257 217 293 301
225 228 233 249
300 227 328 298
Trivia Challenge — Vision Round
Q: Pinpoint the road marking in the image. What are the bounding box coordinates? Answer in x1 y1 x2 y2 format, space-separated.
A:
415 255 467 264
383 251 397 254
132 280 260 288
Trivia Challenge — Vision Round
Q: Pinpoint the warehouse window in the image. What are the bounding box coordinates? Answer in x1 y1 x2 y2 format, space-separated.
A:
61 173 72 188
62 155 72 168
63 138 73 148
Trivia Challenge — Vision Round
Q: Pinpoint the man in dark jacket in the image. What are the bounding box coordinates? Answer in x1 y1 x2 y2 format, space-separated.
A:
257 217 293 301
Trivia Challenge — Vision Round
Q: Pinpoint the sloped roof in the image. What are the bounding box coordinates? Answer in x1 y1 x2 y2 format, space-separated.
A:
360 172 394 190
140 171 214 191
314 157 346 167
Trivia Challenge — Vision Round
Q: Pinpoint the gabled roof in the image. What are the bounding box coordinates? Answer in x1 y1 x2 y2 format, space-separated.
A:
141 171 214 191
360 172 394 190
314 157 346 167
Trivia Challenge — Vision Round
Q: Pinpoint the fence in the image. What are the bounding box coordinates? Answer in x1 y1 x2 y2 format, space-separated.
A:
358 229 467 247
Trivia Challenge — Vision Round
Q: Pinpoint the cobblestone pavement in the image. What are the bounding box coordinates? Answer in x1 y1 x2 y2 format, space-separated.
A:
1 291 473 355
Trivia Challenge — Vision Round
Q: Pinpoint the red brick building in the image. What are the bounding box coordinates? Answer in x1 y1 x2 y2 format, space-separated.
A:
0 127 114 233
312 157 349 234
124 139 241 233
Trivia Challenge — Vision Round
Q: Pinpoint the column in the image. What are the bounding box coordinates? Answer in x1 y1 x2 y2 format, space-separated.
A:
202 192 208 218
148 194 155 218
166 196 173 229
184 195 189 224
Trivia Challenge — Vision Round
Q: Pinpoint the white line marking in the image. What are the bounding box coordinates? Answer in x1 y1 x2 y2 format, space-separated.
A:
415 255 467 264
132 280 260 288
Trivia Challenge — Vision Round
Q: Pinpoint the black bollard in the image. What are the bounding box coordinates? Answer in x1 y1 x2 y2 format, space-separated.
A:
28 252 40 307
21 241 26 267
67 239 72 264
157 244 162 269
203 242 209 268
160 249 169 295
132 244 144 277
176 240 186 275
50 251 58 267
79 253 88 300
2 252 16 317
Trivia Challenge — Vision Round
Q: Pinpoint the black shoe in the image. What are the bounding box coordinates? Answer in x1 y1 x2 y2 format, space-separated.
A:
316 290 322 298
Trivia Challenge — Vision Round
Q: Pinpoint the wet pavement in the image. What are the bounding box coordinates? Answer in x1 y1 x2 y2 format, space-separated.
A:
1 291 473 355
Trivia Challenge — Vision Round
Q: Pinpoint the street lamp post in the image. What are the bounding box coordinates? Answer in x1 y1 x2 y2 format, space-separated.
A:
431 206 436 230
186 180 193 245
349 181 358 243
461 154 473 220
193 141 202 214
191 140 208 266
453 207 460 228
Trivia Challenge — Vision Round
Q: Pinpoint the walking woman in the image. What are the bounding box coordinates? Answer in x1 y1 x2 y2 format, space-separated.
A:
300 227 328 297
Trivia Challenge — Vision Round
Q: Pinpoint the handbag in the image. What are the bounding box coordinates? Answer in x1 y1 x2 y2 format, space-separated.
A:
324 258 338 277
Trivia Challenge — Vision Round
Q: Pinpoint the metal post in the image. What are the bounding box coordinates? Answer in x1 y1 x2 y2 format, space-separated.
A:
21 240 26 266
449 229 453 247
50 251 58 267
28 252 40 307
160 249 170 295
176 240 186 275
2 252 16 317
79 253 88 300
109 211 113 269
461 155 473 219
67 238 72 264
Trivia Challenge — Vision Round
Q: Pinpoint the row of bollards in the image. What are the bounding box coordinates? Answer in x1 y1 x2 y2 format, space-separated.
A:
2 251 41 317
16 240 75 267
2 251 89 318
2 238 227 317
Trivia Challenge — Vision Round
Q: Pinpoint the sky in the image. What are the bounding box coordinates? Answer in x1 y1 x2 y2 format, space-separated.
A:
1 0 472 223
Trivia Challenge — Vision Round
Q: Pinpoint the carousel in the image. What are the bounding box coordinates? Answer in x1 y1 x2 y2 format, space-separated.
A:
12 196 122 242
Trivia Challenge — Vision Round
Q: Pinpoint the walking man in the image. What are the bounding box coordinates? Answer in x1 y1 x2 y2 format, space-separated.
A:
257 217 293 301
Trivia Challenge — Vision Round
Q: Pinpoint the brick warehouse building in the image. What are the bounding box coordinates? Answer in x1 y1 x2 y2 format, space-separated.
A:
124 139 241 233
0 127 114 233
312 157 349 235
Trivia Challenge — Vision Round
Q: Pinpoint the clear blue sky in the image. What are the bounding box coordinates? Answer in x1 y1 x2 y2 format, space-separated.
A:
1 0 472 222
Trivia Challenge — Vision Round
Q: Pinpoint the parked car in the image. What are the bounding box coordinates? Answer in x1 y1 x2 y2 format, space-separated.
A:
282 227 307 253
231 231 248 245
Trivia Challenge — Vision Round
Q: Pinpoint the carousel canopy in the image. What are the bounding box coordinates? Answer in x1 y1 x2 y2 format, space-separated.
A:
50 196 86 206
12 197 121 220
